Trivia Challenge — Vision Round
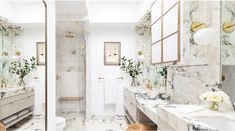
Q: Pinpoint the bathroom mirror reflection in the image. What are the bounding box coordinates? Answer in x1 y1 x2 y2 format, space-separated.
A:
0 1 46 130
221 1 235 103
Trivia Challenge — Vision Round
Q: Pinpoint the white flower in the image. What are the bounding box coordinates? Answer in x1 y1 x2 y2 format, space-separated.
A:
199 91 230 103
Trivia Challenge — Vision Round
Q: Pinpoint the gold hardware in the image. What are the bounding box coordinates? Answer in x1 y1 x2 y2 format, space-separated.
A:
138 51 143 56
191 22 207 32
98 77 123 80
117 77 123 80
223 23 235 33
144 79 152 90
56 75 61 80
58 97 83 101
222 75 225 81
98 77 104 80
34 77 40 80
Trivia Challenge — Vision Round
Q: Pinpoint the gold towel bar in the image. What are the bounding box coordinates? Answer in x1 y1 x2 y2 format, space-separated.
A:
98 77 123 80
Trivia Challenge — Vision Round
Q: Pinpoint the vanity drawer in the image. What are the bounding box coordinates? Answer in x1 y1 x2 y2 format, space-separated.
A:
0 92 34 120
124 96 137 121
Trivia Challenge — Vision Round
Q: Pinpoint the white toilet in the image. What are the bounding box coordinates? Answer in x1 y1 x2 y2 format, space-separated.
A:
56 116 66 131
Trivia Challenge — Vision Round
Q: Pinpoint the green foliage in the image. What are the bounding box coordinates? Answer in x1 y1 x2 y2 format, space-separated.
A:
9 57 37 79
120 56 143 78
159 66 168 79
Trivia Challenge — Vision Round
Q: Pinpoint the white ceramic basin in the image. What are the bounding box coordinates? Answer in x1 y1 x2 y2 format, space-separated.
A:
194 116 235 131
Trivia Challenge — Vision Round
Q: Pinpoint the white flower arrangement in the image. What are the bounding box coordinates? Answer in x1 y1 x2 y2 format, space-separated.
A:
200 91 230 103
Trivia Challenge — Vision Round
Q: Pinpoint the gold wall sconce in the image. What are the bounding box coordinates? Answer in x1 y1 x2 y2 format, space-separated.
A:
191 22 217 45
223 23 235 33
191 22 207 32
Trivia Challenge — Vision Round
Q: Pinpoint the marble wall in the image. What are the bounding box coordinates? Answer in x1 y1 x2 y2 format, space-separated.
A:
137 1 221 105
221 1 235 65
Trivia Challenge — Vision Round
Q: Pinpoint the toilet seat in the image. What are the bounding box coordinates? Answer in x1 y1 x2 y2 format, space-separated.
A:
56 116 66 130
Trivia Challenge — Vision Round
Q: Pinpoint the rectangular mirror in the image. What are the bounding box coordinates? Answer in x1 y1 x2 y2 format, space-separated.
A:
151 20 162 44
163 4 178 38
151 42 162 64
163 33 178 62
151 0 180 64
151 0 162 24
221 1 235 103
163 0 178 14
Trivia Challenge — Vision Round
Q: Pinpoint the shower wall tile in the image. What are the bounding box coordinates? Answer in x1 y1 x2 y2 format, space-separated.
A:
56 22 86 112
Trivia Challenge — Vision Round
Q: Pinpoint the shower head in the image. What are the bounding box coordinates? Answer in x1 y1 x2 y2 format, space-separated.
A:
65 31 75 38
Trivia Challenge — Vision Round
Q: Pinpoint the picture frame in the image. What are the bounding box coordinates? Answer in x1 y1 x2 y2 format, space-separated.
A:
36 42 45 65
104 42 121 65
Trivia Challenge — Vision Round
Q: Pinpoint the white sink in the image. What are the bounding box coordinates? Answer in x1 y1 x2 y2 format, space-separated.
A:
194 116 235 131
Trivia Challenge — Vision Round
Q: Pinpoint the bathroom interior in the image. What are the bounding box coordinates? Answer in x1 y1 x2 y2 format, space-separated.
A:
0 0 235 131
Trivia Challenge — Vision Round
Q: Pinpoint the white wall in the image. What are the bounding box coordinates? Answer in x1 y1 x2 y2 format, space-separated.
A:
87 23 136 117
0 1 11 19
138 0 155 21
87 1 140 23
3 1 44 23
20 24 45 115
46 1 56 130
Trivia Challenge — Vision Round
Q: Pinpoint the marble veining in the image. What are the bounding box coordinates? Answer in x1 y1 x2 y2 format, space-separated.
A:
57 111 130 131
0 86 34 99
9 115 45 131
221 1 235 65
170 65 218 104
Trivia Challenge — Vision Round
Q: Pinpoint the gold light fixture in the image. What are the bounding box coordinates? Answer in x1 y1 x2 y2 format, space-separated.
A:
223 22 235 33
191 22 207 32
65 31 75 38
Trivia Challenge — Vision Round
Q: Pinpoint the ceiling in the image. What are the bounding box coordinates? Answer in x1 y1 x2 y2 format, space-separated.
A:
56 1 88 15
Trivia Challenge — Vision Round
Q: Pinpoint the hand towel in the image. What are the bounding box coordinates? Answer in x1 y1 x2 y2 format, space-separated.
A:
104 77 117 104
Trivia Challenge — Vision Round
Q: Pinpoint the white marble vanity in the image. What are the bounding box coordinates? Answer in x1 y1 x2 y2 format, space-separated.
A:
0 86 35 128
124 87 235 131
123 87 169 127
158 104 235 131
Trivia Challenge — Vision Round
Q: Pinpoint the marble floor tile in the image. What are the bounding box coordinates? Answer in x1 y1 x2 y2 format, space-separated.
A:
57 111 130 131
8 115 45 131
8 112 130 131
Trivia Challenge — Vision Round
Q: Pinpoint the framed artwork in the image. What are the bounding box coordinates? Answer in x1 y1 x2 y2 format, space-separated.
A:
36 42 45 65
104 42 121 65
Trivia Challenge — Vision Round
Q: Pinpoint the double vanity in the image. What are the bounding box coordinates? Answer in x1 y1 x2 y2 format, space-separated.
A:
0 86 35 128
124 87 235 131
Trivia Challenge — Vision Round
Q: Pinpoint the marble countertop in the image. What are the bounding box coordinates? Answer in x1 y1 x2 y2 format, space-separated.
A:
124 87 235 131
158 104 235 131
0 86 34 99
124 86 169 123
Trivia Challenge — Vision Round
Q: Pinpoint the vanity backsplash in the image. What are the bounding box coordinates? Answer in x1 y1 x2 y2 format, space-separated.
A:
169 65 217 104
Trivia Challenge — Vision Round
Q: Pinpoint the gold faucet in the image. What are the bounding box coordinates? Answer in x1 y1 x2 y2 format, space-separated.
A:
144 79 152 90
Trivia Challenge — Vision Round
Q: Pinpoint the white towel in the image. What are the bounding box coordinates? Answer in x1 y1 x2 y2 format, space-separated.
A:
2 115 17 124
104 77 117 104
17 109 29 117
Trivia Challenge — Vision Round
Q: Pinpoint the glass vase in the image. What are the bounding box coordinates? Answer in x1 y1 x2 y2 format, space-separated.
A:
131 77 138 87
18 77 26 87
209 101 219 111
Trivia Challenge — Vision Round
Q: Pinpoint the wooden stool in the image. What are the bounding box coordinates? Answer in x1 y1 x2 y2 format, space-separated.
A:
126 124 157 131
0 123 6 131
